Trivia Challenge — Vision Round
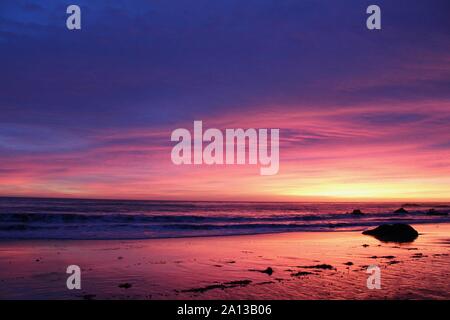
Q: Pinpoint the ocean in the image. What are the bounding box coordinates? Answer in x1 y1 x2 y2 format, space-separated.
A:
0 197 449 240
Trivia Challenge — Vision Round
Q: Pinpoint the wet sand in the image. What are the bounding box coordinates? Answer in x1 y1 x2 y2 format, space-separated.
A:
0 223 449 300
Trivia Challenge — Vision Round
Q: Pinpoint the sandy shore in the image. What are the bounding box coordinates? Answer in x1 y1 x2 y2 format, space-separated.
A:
0 223 449 300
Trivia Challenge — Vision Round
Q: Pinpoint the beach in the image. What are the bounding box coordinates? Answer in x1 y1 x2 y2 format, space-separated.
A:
1 223 449 300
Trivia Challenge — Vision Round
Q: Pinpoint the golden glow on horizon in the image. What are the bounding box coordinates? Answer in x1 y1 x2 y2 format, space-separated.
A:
277 178 450 201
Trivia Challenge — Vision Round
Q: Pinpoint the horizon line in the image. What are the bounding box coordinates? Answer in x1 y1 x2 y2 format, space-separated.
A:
0 195 448 204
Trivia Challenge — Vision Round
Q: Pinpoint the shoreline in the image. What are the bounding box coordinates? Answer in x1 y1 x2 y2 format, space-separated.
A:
0 220 449 242
1 223 449 300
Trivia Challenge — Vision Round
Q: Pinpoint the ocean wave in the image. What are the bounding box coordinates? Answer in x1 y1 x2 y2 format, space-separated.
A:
0 198 449 240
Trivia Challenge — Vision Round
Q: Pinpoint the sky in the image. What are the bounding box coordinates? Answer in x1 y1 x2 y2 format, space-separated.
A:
0 0 449 201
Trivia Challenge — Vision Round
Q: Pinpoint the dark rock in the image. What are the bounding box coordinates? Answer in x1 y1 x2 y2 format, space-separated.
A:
255 281 275 285
291 271 313 277
225 280 252 286
370 255 395 259
262 267 273 275
350 209 364 215
118 283 132 289
394 207 408 214
263 267 273 276
343 262 354 266
362 224 419 243
249 267 273 276
402 203 421 207
426 209 448 216
298 264 334 270
182 280 252 293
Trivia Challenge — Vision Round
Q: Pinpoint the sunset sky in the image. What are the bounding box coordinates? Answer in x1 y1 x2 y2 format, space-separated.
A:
1 0 449 201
